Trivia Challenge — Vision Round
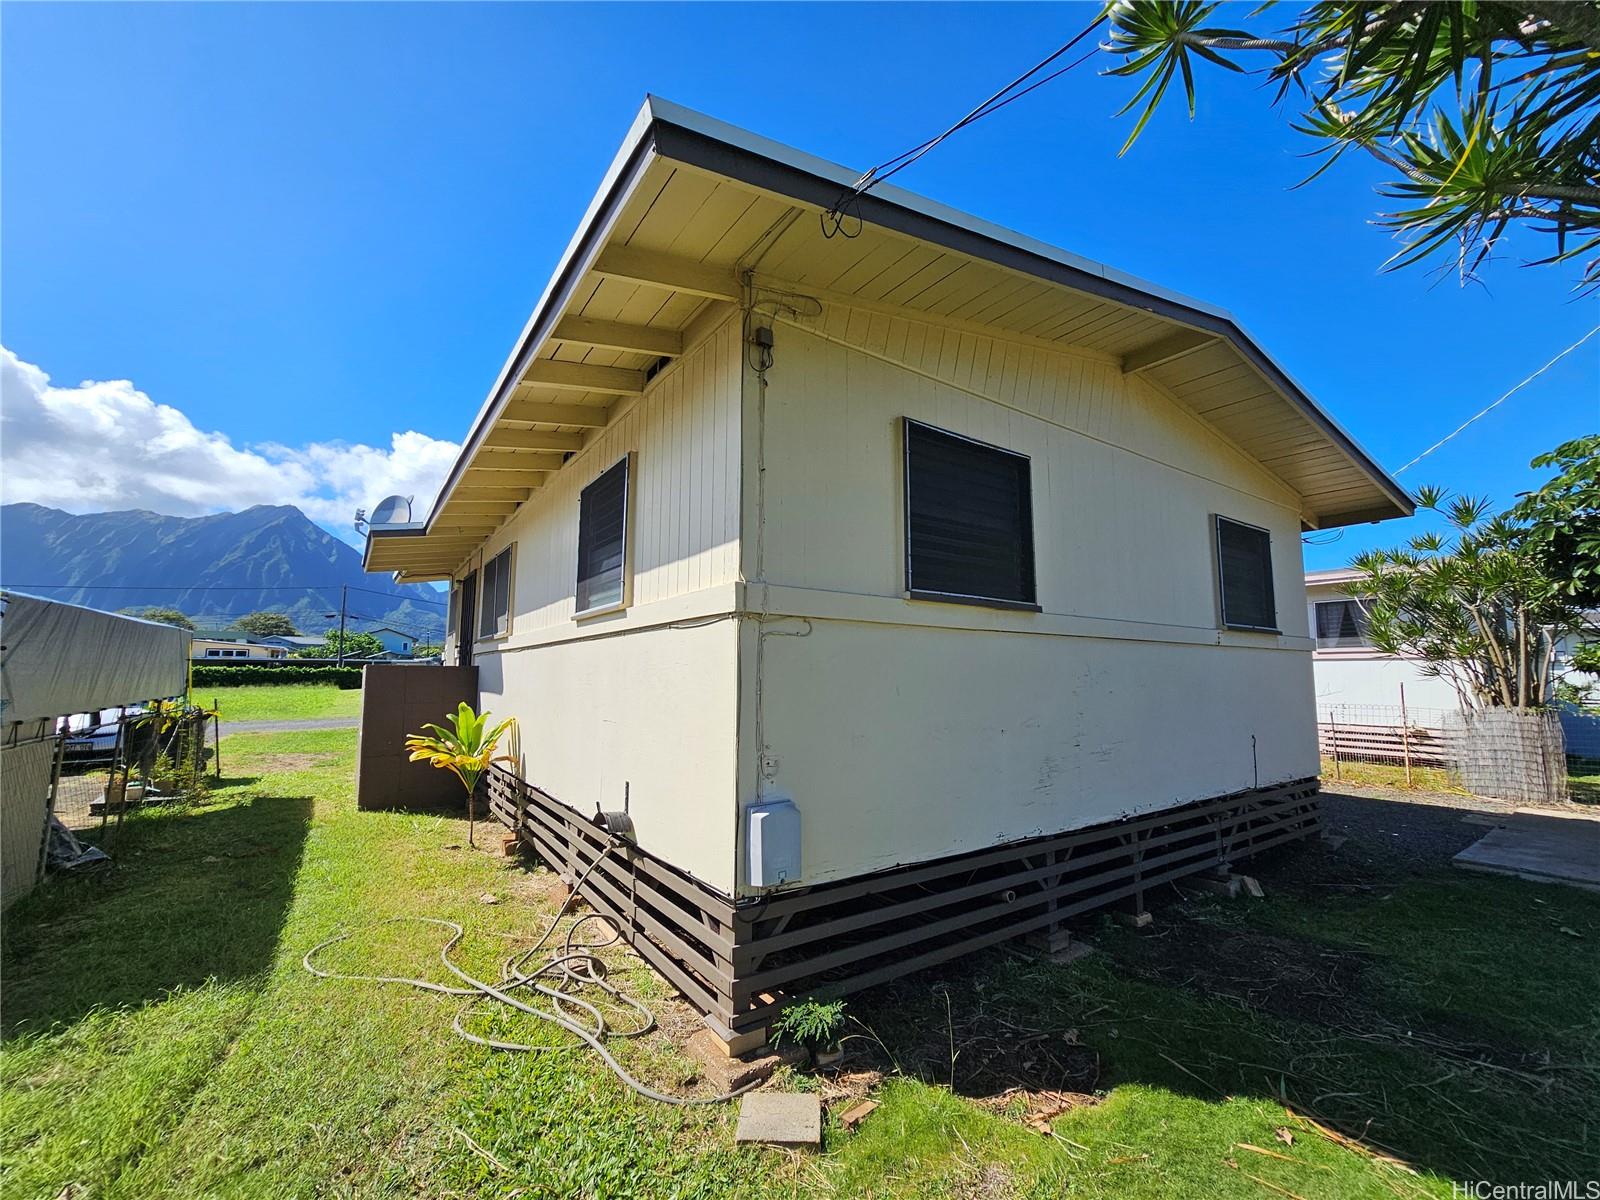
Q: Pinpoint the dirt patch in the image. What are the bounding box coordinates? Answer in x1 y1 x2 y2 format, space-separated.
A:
975 1086 1101 1133
844 957 1102 1101
1102 909 1554 1076
1108 923 1370 1030
250 752 338 772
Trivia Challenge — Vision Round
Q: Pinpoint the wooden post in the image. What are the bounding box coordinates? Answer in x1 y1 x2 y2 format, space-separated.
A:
213 698 222 780
1329 712 1342 782
1399 683 1413 787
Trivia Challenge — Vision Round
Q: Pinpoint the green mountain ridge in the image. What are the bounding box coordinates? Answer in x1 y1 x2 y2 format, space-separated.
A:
0 502 445 638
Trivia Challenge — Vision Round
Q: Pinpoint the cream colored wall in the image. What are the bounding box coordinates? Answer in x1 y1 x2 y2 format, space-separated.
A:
464 315 746 895
739 310 1319 892
471 316 743 640
1 739 53 909
476 620 740 893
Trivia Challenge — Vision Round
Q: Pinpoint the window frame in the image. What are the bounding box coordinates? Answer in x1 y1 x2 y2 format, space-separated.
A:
476 544 515 642
1313 596 1373 650
1213 514 1279 633
902 418 1040 613
573 453 635 620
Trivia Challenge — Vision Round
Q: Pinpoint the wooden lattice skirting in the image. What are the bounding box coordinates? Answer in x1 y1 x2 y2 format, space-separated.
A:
484 768 1321 1040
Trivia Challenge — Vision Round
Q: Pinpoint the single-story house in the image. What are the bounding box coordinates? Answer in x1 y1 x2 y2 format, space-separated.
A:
190 635 287 661
1309 567 1600 765
363 98 1412 1047
1306 567 1461 713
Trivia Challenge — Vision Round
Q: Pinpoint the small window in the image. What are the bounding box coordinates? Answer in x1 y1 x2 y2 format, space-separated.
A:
205 648 222 658
478 546 514 639
575 456 631 616
1215 516 1277 631
1315 598 1370 649
904 418 1037 610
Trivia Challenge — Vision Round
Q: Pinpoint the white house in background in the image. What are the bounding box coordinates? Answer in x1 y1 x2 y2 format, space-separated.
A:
1306 567 1461 714
362 98 1412 1044
190 635 286 661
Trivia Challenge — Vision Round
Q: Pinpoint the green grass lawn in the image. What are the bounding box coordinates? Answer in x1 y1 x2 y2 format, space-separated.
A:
1570 767 1600 805
203 682 362 722
1322 755 1600 806
4 730 1597 1197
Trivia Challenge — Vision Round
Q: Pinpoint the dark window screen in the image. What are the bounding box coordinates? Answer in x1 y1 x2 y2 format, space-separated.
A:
904 419 1036 608
576 456 629 614
478 548 512 639
1216 516 1276 630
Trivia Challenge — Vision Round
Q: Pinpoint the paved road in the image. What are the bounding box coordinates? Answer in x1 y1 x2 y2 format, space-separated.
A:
220 717 360 735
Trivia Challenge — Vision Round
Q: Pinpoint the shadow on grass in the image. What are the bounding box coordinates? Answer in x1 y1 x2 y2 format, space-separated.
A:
841 795 1600 1185
1 792 312 1035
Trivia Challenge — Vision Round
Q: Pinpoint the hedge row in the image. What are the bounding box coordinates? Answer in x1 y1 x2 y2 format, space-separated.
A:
191 665 364 689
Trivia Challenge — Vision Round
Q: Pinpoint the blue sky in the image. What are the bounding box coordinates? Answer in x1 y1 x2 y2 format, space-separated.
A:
3 1 1595 568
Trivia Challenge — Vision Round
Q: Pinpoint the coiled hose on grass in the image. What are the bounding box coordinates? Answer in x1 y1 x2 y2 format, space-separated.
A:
303 838 756 1106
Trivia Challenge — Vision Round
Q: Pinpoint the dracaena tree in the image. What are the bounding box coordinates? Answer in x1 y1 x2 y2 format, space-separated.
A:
1100 2 1600 286
1349 486 1588 711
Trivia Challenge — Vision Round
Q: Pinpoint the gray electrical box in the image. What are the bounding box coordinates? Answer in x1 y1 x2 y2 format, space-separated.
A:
746 796 801 888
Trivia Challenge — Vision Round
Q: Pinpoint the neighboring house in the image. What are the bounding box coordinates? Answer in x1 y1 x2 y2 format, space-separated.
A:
190 634 286 661
363 98 1412 1046
1308 568 1596 713
1305 567 1461 713
366 626 417 657
258 635 329 653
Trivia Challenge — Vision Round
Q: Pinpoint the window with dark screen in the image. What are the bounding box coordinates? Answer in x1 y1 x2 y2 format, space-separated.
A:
575 456 630 615
478 546 513 639
903 418 1037 610
1215 516 1277 631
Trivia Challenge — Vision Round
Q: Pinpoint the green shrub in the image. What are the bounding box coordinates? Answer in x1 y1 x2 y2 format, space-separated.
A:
191 665 364 689
771 999 847 1053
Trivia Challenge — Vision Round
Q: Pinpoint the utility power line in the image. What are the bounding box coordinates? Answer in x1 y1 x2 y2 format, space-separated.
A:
1393 324 1600 476
824 18 1101 235
1 581 447 606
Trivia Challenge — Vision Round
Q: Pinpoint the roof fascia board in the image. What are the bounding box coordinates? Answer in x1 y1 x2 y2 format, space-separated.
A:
402 101 664 547
647 106 1411 520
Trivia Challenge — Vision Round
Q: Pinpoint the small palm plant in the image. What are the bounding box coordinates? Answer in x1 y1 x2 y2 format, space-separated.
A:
404 702 516 845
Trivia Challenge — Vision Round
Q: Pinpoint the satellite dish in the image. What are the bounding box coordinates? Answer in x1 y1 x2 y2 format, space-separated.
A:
369 495 413 526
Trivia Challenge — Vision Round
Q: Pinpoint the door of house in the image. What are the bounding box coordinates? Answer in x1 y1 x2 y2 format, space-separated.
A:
457 570 476 668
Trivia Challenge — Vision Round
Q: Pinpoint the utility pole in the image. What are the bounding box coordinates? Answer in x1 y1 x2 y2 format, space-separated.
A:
337 585 348 666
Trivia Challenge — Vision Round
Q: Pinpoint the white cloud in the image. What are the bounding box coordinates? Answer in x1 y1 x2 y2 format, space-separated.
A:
0 346 459 544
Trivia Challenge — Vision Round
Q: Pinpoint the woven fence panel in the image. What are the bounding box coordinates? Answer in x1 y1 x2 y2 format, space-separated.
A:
1449 709 1569 806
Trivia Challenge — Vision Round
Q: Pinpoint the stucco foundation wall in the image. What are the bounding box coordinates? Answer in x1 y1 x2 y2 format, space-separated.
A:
476 618 740 895
751 620 1316 890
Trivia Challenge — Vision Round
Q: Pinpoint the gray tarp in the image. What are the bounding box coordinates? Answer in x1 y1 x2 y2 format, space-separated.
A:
0 592 191 725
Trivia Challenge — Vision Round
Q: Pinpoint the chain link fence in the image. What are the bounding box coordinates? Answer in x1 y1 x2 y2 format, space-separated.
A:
46 706 214 847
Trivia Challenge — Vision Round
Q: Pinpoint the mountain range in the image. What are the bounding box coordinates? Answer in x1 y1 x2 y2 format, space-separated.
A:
0 503 446 639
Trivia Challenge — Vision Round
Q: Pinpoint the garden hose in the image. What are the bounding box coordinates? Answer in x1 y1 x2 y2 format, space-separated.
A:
303 836 758 1107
